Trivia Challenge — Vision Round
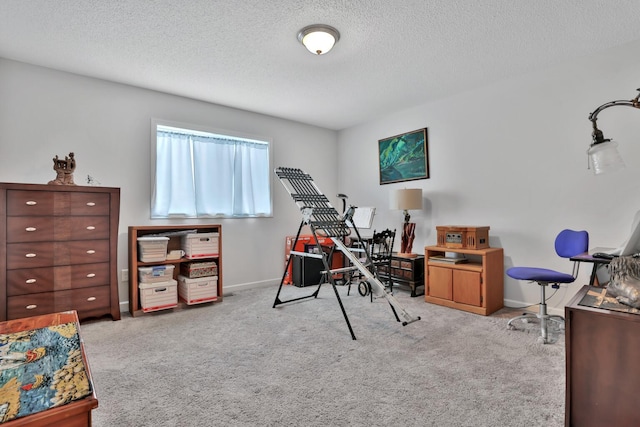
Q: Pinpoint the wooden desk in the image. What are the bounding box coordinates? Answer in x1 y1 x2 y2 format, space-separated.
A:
569 252 612 287
565 286 640 427
0 311 98 426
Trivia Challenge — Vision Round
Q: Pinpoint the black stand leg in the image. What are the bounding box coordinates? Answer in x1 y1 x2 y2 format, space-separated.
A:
273 222 320 307
329 277 357 340
589 263 599 287
272 223 357 339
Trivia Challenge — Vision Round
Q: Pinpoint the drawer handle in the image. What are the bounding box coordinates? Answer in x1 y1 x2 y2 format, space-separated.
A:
25 253 37 258
86 250 96 254
25 227 37 232
26 201 37 206
26 304 37 310
86 273 96 278
87 296 97 302
26 279 37 284
86 202 96 207
86 226 96 230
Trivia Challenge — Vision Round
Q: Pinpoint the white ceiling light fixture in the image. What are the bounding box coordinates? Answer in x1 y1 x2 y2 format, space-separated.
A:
297 24 340 55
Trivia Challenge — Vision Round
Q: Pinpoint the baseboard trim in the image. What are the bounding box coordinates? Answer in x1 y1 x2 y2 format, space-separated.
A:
118 279 279 312
223 279 278 296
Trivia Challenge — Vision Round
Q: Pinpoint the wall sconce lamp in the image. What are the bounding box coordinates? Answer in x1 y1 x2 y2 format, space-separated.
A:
297 24 340 55
390 188 423 258
587 88 640 174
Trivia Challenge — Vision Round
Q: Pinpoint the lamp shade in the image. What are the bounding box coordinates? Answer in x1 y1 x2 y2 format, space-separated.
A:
587 140 625 174
297 24 340 55
390 188 423 210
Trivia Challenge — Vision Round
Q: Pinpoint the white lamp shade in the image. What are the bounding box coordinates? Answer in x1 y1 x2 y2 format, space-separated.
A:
302 32 335 55
588 140 625 174
390 188 423 210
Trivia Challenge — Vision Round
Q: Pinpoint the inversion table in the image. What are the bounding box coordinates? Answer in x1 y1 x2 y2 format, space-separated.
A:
273 167 421 340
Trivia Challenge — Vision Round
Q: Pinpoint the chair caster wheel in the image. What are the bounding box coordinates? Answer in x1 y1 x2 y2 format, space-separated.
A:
358 282 370 297
537 336 548 344
507 324 516 330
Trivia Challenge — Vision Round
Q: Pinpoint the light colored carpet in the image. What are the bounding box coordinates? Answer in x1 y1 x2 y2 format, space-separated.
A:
80 285 565 427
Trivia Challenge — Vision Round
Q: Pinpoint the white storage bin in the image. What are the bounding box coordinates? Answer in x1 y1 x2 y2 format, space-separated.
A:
139 279 177 313
137 236 169 262
138 265 175 283
177 274 218 305
181 233 219 259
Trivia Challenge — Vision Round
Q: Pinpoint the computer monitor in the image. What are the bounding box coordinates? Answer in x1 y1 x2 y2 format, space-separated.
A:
609 210 640 256
347 206 375 229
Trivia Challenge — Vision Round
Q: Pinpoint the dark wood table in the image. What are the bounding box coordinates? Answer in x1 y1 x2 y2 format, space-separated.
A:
569 252 613 287
565 286 640 427
0 311 98 426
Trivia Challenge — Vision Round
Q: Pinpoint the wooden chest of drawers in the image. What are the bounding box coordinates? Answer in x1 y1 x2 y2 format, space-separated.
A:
378 254 425 297
0 183 121 321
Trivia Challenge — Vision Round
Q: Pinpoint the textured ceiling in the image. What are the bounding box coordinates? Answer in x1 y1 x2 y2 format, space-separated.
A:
2 0 640 130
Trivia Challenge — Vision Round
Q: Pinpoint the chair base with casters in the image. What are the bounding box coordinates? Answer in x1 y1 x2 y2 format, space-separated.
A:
506 279 566 344
506 229 588 344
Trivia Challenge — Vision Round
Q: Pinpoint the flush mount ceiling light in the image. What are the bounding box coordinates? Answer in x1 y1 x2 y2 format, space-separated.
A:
297 24 340 55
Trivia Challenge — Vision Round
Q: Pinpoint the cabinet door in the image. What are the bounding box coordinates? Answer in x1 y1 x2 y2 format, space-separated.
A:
453 269 482 306
428 266 452 300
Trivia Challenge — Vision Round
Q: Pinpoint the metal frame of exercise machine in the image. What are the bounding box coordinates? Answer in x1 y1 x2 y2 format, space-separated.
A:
272 167 421 340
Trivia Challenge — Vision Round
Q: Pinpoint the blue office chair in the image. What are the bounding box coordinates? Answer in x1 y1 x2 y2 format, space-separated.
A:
506 229 589 343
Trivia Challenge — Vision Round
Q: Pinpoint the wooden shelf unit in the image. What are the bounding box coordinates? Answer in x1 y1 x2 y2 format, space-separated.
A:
128 224 222 317
424 246 503 315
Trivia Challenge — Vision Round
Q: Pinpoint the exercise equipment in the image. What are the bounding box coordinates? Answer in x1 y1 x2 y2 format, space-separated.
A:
272 166 421 340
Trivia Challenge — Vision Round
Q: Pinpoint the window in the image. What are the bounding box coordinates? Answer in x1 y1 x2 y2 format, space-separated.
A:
151 120 272 218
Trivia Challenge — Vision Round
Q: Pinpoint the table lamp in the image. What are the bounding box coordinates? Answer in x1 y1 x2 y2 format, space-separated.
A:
390 188 423 257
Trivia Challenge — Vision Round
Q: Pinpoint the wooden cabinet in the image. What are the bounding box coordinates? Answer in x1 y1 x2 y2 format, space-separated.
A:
565 286 640 427
378 254 424 296
424 246 503 315
128 224 222 317
0 183 121 322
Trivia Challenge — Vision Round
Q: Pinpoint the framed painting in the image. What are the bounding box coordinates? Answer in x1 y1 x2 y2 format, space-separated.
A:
378 127 429 185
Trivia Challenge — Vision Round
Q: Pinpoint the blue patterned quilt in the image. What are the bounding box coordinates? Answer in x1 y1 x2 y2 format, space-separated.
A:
0 322 92 423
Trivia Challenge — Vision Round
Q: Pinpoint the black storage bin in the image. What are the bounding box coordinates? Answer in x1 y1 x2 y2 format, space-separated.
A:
291 254 325 287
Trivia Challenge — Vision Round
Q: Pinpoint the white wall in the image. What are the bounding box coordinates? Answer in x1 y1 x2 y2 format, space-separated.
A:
3 37 640 316
0 58 339 311
337 39 640 314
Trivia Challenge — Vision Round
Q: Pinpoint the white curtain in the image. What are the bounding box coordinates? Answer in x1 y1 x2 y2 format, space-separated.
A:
152 132 196 217
152 130 270 218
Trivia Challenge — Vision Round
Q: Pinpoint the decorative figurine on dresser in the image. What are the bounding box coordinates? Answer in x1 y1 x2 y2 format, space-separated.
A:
48 152 77 185
0 178 121 322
